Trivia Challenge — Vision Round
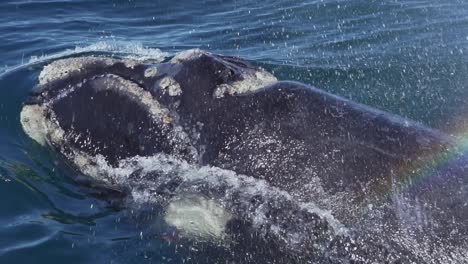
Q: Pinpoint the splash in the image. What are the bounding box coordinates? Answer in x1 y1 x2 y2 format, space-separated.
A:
29 41 169 63
76 152 348 257
0 40 169 77
352 127 468 263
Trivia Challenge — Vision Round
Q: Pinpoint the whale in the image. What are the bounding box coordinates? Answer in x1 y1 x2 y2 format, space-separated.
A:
20 49 468 263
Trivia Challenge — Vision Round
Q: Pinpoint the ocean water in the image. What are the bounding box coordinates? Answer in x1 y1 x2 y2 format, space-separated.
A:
1 0 468 263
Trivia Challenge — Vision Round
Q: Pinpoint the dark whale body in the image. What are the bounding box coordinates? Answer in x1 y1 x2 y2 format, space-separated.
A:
21 50 468 263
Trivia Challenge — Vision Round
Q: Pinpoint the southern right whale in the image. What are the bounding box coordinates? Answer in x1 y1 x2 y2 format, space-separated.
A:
20 49 468 263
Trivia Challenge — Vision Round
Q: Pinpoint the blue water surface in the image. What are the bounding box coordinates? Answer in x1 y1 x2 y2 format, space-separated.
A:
1 0 468 263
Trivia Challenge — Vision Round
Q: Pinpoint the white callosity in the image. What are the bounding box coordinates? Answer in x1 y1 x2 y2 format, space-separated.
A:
170 48 207 64
154 76 182 97
170 49 278 98
20 104 68 148
38 55 150 86
93 74 173 122
38 56 117 86
214 69 277 98
20 105 48 146
144 67 158 78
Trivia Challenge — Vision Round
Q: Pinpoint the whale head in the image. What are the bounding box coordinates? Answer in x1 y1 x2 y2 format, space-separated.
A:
20 50 276 173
